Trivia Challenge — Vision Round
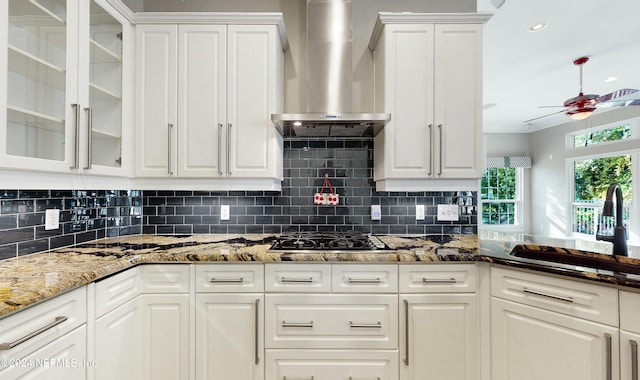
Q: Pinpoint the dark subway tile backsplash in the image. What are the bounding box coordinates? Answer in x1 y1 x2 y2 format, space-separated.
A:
0 138 477 260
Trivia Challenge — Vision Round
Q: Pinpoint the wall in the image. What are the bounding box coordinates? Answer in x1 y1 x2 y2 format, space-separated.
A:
142 138 478 235
0 191 142 260
529 107 640 238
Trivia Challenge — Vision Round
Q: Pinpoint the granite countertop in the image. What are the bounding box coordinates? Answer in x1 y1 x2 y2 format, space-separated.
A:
2 233 640 319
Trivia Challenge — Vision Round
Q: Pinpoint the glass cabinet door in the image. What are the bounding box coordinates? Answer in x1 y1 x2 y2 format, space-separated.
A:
87 0 122 169
6 0 68 162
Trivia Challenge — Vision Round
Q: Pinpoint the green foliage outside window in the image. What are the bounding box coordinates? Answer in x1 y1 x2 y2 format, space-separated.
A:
574 125 631 147
574 155 632 201
481 168 517 225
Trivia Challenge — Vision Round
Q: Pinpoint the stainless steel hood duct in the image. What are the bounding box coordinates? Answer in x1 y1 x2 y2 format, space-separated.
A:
271 0 390 137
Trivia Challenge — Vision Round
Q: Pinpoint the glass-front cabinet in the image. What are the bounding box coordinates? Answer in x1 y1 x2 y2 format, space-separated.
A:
1 0 126 175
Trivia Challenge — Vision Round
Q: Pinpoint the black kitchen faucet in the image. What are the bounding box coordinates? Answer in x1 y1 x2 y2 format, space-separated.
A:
595 183 628 256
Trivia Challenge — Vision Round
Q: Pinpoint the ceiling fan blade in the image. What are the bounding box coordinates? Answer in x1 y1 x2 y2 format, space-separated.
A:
523 109 567 123
597 88 639 103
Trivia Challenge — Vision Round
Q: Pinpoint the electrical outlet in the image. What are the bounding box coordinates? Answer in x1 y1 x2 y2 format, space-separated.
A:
416 205 425 220
220 205 230 221
45 209 60 230
371 205 381 221
437 204 459 221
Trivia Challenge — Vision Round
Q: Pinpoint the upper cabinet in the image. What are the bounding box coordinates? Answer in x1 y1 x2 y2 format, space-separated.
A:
369 13 491 191
0 0 132 176
135 14 286 190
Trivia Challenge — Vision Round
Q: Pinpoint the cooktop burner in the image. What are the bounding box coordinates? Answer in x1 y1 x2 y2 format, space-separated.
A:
270 232 389 252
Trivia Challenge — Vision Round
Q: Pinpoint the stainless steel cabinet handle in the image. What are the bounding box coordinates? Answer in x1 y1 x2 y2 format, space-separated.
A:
428 124 433 176
437 124 443 175
605 333 612 380
282 321 314 328
422 277 457 284
83 107 92 170
403 299 410 366
0 316 68 350
218 123 224 175
70 104 80 169
227 123 232 176
523 287 574 303
348 277 381 284
349 321 382 328
632 340 638 380
254 298 260 365
167 123 174 175
283 377 314 380
280 277 313 283
209 277 244 283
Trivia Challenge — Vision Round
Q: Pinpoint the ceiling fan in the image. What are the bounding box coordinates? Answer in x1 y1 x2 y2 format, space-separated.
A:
524 57 639 123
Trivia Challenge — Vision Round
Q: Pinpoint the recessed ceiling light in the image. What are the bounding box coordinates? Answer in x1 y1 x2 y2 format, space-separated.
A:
604 76 619 83
528 22 547 32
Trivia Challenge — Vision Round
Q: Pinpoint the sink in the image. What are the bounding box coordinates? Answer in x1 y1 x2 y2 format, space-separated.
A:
509 244 640 275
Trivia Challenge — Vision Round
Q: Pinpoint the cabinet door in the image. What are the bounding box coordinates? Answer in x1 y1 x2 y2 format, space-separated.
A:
227 25 282 179
195 293 264 380
400 294 479 380
491 297 619 380
80 0 125 173
94 297 143 380
141 294 189 380
177 24 226 178
433 24 483 178
0 326 87 380
135 24 177 177
621 330 640 380
1 0 78 171
373 23 435 180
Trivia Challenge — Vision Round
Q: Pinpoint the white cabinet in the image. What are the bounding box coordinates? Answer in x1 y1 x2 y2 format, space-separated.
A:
490 266 620 380
369 14 490 191
620 291 640 380
0 0 130 175
0 287 87 380
195 264 264 380
399 264 479 380
136 17 285 189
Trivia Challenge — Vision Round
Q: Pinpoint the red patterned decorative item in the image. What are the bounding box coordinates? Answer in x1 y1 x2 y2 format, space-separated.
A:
314 175 339 206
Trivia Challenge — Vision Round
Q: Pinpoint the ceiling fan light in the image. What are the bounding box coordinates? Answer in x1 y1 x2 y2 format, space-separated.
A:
566 107 596 121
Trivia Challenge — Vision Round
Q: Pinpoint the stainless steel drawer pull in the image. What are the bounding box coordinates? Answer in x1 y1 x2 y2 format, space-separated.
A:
606 333 612 380
348 277 382 284
631 340 638 380
280 277 314 283
349 321 382 328
422 277 457 284
282 321 314 328
283 377 314 380
0 316 68 350
210 277 244 283
522 287 574 303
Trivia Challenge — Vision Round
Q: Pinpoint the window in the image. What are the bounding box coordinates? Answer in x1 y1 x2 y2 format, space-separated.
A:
572 154 632 235
572 124 632 148
481 167 523 227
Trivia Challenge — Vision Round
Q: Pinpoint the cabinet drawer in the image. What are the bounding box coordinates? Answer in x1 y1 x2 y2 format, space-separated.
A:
332 264 398 293
265 294 398 349
620 290 640 332
140 264 190 293
95 267 142 317
491 266 618 326
0 287 86 361
265 264 331 293
196 263 264 293
266 349 398 380
399 264 477 293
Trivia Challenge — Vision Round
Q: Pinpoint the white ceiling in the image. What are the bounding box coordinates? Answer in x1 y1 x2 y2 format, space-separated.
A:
481 0 640 133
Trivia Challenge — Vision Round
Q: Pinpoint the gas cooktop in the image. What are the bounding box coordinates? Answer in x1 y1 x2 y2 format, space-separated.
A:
269 232 391 253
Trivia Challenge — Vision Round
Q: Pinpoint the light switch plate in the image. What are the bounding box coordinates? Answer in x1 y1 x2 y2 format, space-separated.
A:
416 205 425 220
371 205 382 221
220 205 230 221
437 204 459 221
45 209 60 230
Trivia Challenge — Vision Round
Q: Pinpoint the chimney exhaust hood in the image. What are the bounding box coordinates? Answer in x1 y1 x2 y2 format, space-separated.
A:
271 0 390 137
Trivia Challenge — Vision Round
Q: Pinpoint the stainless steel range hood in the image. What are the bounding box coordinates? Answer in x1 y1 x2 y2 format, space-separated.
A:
271 0 390 137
